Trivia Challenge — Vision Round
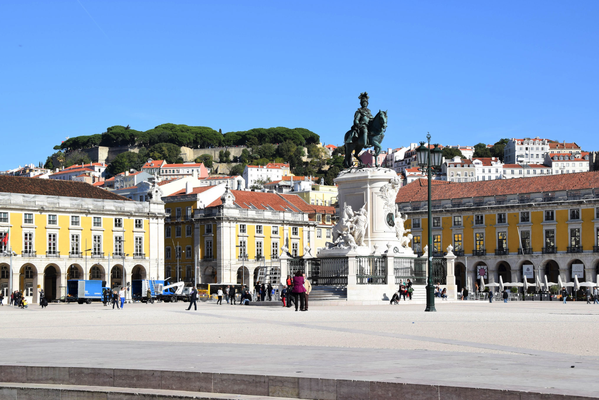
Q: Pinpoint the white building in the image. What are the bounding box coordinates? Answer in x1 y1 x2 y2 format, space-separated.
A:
473 157 503 181
545 152 590 175
243 163 291 189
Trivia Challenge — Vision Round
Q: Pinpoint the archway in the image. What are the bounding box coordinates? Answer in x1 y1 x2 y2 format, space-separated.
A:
520 261 535 294
0 264 9 297
131 265 146 280
237 266 250 286
497 262 511 284
89 264 106 283
19 264 38 303
202 266 216 283
569 259 585 282
253 267 260 286
110 265 124 289
473 261 488 287
455 262 466 292
544 260 560 284
43 265 59 301
67 264 83 280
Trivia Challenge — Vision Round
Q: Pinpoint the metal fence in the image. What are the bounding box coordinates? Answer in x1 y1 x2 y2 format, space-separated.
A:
431 257 447 285
289 258 348 286
394 257 426 285
356 256 387 284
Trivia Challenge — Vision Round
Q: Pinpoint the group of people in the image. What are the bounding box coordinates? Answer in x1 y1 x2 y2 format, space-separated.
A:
102 287 127 309
434 283 448 300
253 282 274 302
2 290 29 308
390 279 413 305
282 271 311 311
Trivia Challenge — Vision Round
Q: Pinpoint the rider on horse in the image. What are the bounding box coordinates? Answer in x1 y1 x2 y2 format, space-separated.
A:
347 92 373 147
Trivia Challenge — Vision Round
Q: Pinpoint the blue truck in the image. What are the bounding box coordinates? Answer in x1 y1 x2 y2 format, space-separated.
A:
66 280 110 304
131 279 165 303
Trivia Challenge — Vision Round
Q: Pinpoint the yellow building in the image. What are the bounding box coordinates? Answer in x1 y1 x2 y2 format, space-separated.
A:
396 171 599 292
295 183 338 207
0 176 165 303
162 185 335 286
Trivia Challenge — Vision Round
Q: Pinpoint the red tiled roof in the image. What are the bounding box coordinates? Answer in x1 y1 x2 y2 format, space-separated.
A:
163 163 204 168
549 142 580 150
473 157 500 166
207 190 300 211
503 164 522 168
396 171 599 203
168 186 215 196
51 167 95 176
0 176 129 201
142 160 165 168
280 194 335 215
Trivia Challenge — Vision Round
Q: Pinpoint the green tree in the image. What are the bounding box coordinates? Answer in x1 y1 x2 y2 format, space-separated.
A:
442 147 464 160
473 143 492 158
148 143 181 163
107 151 140 175
195 154 214 168
44 156 54 170
254 143 276 160
64 150 92 167
491 138 509 161
229 164 245 176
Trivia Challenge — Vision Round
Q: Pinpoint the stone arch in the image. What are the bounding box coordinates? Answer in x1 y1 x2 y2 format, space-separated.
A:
253 267 260 286
110 264 124 289
568 259 585 282
472 261 488 287
518 260 535 293
202 266 217 283
496 261 512 284
67 264 84 280
131 265 147 280
19 263 38 303
43 264 60 301
237 266 250 286
455 262 466 292
0 263 10 297
89 264 106 282
543 259 560 285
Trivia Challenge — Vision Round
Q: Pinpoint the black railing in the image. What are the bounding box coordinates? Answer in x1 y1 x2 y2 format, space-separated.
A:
518 248 533 255
69 252 82 258
22 250 36 257
432 251 445 257
133 253 146 259
495 248 509 256
594 246 599 253
256 255 264 261
203 256 214 261
431 257 447 285
296 258 348 286
113 252 125 257
542 247 556 254
91 252 105 258
567 246 583 253
356 256 387 284
454 249 465 256
46 251 60 257
473 249 486 256
238 255 249 261
395 257 426 285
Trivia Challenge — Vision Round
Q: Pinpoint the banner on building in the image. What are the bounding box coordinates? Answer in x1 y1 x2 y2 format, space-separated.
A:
572 264 584 279
523 264 534 279
477 265 488 279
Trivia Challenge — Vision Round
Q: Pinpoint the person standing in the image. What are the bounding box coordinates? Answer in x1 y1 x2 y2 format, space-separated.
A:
303 273 312 311
586 288 592 304
229 285 236 305
463 287 469 301
561 287 568 304
489 291 494 303
503 289 509 303
407 279 413 300
112 290 120 309
0 292 4 306
216 288 223 305
187 287 198 310
260 283 266 302
267 283 273 301
594 287 599 305
286 275 294 308
225 286 230 304
119 287 126 309
292 271 306 312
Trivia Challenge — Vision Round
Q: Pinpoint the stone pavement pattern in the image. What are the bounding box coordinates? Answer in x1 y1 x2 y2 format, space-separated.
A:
1 300 598 398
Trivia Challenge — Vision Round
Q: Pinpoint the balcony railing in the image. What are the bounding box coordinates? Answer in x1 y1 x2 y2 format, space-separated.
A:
22 250 36 257
133 253 146 259
46 251 60 257
271 253 279 260
518 248 533 255
453 249 464 256
238 255 249 261
91 252 105 258
567 246 583 253
256 255 264 261
594 246 599 253
473 249 486 256
495 248 509 256
69 252 83 258
113 252 125 257
542 247 556 254
203 256 214 261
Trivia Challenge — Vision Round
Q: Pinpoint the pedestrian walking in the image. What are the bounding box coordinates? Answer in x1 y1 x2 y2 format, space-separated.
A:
267 283 273 301
586 288 592 304
225 285 230 304
503 289 509 303
303 273 312 311
407 279 413 300
0 292 4 306
281 287 287 307
561 287 568 304
119 287 126 309
593 287 599 305
230 285 236 305
112 290 120 309
489 291 494 303
292 271 306 312
217 288 223 305
462 287 469 301
187 287 198 310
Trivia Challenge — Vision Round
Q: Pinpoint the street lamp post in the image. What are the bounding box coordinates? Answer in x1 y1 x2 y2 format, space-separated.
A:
416 133 443 312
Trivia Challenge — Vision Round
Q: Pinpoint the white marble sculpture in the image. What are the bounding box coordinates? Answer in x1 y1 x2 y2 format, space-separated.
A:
329 204 369 249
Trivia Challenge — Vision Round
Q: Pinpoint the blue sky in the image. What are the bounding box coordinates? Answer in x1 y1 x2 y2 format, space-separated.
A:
2 0 599 170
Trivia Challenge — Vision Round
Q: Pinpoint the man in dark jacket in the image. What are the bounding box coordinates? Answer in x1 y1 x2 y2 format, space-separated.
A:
503 289 509 303
229 285 236 305
187 287 198 311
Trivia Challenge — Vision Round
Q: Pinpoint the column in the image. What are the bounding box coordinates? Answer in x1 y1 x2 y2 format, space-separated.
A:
445 251 457 301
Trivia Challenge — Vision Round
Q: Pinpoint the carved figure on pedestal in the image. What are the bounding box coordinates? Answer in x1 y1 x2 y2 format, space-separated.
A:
350 206 368 247
332 204 354 245
328 204 368 249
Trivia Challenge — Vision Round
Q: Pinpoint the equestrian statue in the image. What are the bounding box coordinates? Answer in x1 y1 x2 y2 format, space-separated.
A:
343 92 387 168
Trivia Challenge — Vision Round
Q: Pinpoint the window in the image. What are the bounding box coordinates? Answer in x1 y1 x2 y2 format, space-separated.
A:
176 208 181 218
71 216 80 226
48 215 57 225
316 214 322 222
475 215 484 225
165 226 171 238
166 247 171 259
114 218 123 228
0 212 8 223
24 213 33 224
186 206 192 219
272 226 279 235
521 231 531 250
175 246 182 259
23 232 33 254
433 235 441 253
475 232 484 250
497 213 506 224
1 265 9 279
271 241 279 259
70 234 80 255
0 232 6 253
545 210 554 221
47 233 57 255
205 224 213 234
412 218 421 229
135 219 143 229
326 229 331 238
134 237 143 256
93 217 102 227
256 225 263 235
432 217 441 228
166 208 171 217
239 240 247 258
453 216 462 227
175 226 182 237
497 232 507 250
186 246 192 259
292 227 299 236
256 241 263 259
520 212 530 223
186 225 192 237
292 242 299 257
114 236 124 256
325 215 331 224
543 229 555 250
570 228 581 247
453 233 462 251
205 240 213 259
239 224 247 234
93 235 102 255
570 209 580 220
317 228 322 238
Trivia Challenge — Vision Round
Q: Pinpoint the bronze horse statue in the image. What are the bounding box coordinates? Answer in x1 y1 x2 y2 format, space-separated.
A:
343 110 387 168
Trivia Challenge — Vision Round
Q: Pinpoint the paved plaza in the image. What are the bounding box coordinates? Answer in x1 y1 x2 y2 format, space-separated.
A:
1 299 599 398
